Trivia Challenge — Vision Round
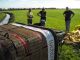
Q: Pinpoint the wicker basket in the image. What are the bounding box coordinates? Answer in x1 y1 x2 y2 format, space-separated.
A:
0 24 58 60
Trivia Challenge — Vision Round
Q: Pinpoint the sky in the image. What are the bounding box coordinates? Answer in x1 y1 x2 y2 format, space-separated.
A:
0 0 80 8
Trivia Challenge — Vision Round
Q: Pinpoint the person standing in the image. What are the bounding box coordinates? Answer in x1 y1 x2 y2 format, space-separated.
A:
63 7 75 32
37 8 46 26
27 9 33 25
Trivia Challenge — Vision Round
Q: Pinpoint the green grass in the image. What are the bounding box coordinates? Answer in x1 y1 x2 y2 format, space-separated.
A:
0 12 6 21
59 44 80 60
4 9 80 31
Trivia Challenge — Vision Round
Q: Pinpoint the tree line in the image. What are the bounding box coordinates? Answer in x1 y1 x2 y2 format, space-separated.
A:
0 8 56 11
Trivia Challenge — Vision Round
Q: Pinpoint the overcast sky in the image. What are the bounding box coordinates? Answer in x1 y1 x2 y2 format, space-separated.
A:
0 0 80 8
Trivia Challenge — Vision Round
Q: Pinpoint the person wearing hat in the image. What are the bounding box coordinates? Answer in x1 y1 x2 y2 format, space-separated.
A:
27 9 33 25
37 8 46 26
63 7 75 32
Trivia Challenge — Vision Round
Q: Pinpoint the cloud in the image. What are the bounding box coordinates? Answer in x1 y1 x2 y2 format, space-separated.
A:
0 0 80 8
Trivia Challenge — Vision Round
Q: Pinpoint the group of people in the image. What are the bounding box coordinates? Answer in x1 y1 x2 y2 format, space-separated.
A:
27 7 75 32
27 8 46 26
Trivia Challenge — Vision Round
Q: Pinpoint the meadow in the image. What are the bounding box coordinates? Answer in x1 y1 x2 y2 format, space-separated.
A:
4 9 80 31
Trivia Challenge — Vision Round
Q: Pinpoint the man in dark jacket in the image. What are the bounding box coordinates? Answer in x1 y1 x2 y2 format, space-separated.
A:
38 8 46 26
63 7 75 32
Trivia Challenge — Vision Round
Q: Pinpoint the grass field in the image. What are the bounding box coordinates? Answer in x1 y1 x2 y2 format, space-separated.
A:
0 12 6 21
4 9 80 31
59 44 80 60
2 9 80 60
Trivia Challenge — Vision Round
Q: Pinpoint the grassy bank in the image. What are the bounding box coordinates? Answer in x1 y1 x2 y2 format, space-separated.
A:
0 12 6 22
